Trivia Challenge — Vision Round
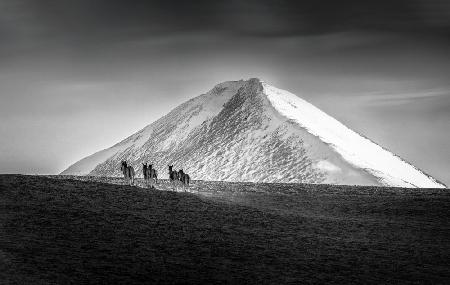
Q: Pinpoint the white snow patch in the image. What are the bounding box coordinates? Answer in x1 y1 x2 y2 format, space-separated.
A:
316 160 341 172
263 82 445 188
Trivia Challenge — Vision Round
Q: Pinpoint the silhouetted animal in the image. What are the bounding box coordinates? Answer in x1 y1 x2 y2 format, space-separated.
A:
168 165 177 181
168 165 179 191
142 163 148 180
178 169 190 188
121 161 135 185
146 164 158 187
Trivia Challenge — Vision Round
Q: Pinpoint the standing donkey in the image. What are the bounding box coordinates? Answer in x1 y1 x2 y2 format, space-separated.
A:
146 164 158 188
142 163 148 180
142 163 148 187
178 169 190 191
121 161 135 186
168 165 179 191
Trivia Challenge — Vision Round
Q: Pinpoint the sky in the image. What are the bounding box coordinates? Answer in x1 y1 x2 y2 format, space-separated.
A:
0 0 449 185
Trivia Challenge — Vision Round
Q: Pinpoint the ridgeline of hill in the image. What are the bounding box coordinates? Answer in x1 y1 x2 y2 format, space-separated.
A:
62 78 446 188
1 175 449 284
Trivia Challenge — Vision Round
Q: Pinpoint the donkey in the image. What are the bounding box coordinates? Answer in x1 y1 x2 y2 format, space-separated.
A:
142 163 148 180
146 164 158 188
121 161 135 186
168 165 179 191
178 169 190 191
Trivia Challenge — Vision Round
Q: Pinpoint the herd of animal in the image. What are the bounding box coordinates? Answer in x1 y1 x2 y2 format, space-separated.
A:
120 161 190 190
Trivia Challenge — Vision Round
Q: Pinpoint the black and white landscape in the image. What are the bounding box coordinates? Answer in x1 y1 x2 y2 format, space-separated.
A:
1 1 450 284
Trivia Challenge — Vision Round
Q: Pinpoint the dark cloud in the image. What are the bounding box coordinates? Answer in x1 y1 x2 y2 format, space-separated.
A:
1 0 449 47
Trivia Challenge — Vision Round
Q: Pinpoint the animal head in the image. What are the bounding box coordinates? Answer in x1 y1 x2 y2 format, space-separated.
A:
168 165 173 172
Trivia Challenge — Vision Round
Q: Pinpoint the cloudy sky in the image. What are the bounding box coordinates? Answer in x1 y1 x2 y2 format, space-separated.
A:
1 0 449 185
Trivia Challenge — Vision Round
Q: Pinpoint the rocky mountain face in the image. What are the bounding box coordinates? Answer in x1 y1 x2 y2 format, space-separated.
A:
61 78 445 188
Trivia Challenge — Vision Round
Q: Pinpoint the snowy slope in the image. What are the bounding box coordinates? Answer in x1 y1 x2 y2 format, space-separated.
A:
263 82 444 188
61 81 245 177
61 78 446 188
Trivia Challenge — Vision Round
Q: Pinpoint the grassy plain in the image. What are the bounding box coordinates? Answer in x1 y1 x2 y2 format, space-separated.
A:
1 175 449 284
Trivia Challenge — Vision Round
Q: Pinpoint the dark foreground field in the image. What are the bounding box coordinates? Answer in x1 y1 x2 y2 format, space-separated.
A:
1 175 449 284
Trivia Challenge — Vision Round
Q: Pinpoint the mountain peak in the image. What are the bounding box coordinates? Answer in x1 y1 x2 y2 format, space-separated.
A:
210 78 263 93
61 79 446 188
247 77 263 84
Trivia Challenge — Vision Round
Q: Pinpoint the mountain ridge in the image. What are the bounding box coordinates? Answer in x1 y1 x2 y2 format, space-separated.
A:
61 78 446 188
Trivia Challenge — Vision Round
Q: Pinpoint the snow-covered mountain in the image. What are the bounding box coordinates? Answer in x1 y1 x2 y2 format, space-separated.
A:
61 78 446 188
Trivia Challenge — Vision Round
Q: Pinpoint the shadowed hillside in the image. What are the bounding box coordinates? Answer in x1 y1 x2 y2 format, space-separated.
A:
1 175 449 284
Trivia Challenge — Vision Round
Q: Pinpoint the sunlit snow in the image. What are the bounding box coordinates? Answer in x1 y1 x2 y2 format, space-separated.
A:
263 82 445 188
